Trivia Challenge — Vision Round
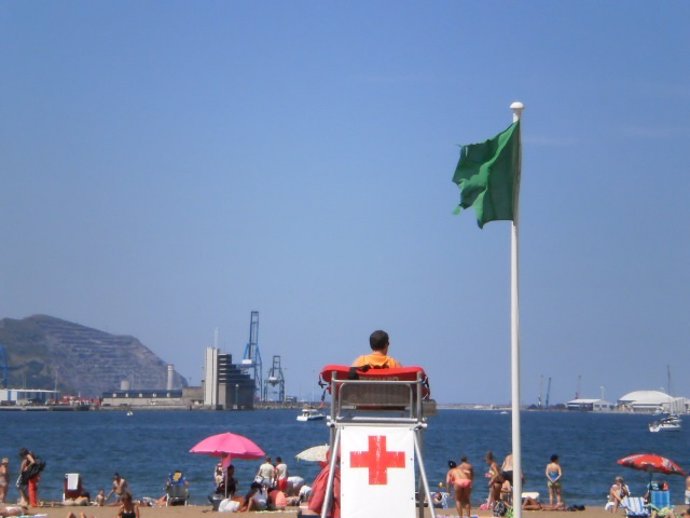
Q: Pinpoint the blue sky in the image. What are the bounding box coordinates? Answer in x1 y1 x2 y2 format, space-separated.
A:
1 1 689 404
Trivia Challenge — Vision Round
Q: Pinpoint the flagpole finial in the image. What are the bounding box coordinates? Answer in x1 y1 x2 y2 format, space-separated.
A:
510 101 524 122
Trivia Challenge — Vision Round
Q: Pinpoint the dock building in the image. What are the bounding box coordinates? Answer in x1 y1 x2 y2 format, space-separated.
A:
203 347 255 410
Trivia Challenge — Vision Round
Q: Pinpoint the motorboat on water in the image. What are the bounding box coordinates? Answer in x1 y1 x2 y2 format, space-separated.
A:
649 414 681 432
296 407 325 422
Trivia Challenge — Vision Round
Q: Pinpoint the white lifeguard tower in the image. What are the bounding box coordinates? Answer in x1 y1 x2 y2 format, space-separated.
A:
318 365 435 518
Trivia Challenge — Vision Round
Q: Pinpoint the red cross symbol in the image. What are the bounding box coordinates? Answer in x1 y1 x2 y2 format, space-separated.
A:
350 435 406 485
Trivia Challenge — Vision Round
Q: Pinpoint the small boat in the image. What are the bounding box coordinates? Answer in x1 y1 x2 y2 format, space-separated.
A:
296 408 325 422
649 414 681 432
126 410 134 417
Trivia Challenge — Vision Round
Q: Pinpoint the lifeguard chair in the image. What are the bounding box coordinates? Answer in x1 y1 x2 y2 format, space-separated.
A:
317 365 435 518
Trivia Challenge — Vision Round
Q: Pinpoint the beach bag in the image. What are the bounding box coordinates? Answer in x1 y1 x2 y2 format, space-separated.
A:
20 457 46 484
493 500 508 517
218 498 240 512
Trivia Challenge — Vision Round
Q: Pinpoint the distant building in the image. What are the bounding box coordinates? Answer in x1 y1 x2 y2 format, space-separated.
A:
0 388 59 405
566 398 614 412
617 390 687 414
203 347 255 410
101 389 186 408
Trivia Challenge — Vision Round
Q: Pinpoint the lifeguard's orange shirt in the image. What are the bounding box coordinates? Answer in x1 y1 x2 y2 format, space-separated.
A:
352 351 402 369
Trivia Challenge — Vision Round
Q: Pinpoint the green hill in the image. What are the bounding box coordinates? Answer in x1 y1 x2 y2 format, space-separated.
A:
0 315 187 397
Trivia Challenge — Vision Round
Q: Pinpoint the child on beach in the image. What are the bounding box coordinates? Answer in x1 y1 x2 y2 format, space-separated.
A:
95 489 106 507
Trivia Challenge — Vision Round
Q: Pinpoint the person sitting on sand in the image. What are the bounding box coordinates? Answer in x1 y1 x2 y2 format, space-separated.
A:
607 476 630 513
500 479 512 504
240 482 267 512
117 492 139 518
95 489 106 507
352 330 401 369
652 508 677 518
522 495 543 511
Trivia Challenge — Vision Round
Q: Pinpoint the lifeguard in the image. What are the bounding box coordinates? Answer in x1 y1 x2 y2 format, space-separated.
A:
352 330 401 369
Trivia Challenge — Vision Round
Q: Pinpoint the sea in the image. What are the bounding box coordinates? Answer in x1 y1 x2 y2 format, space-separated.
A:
0 410 688 506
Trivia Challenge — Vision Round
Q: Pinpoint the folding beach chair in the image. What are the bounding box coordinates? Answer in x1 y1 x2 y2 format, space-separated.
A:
63 473 86 502
621 496 650 518
165 471 189 506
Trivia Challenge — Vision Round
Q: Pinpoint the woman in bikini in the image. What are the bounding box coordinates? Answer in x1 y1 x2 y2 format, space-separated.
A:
117 493 139 518
485 451 504 507
446 461 465 517
445 461 458 507
545 454 563 507
454 457 474 518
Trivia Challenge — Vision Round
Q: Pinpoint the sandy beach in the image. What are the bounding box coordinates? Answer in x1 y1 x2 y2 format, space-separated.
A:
28 504 625 518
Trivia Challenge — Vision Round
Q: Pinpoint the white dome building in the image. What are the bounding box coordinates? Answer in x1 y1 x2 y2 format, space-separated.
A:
618 390 679 413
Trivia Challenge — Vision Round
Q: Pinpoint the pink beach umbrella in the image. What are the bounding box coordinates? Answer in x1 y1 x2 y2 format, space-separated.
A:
190 432 265 498
189 432 265 459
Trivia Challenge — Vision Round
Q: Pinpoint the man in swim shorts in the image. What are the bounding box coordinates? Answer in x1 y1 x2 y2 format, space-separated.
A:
352 330 402 369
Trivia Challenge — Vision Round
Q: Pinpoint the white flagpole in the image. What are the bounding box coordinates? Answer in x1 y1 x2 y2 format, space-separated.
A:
509 100 524 518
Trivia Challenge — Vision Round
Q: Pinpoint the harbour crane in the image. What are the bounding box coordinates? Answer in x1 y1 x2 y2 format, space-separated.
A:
538 374 544 408
263 355 286 402
241 311 263 402
545 376 552 408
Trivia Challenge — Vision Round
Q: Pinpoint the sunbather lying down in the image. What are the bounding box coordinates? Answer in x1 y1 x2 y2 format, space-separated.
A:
652 508 677 518
0 505 29 517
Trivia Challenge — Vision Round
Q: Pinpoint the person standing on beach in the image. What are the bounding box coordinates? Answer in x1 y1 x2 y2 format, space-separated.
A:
485 452 503 507
448 457 474 518
107 473 129 503
18 448 40 507
352 330 401 369
685 474 690 504
256 457 275 489
275 457 288 492
545 454 563 507
501 453 514 486
445 461 458 505
0 458 8 503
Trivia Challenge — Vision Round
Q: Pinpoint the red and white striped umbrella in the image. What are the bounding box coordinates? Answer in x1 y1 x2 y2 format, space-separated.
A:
617 453 686 476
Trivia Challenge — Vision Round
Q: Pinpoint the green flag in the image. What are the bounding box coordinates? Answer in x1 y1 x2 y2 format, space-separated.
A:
452 120 521 228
